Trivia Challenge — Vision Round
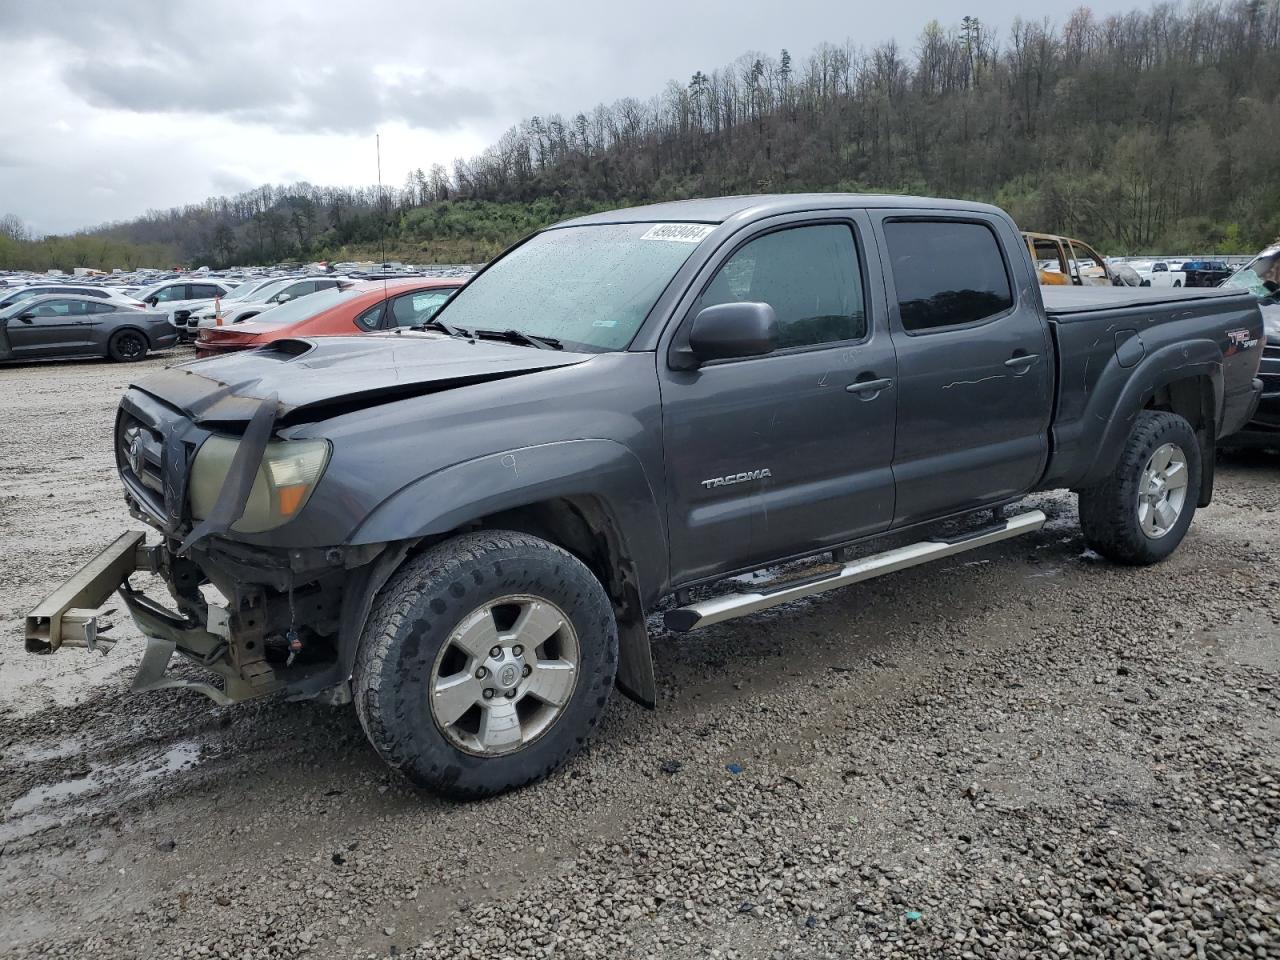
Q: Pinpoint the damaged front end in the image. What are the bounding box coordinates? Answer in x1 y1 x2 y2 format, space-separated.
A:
25 377 394 707
25 526 390 705
24 335 592 706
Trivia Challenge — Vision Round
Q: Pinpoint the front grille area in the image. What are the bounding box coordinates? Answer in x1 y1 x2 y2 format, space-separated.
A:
117 411 166 517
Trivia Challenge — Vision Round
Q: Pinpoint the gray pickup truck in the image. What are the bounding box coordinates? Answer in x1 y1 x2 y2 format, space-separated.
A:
26 195 1264 798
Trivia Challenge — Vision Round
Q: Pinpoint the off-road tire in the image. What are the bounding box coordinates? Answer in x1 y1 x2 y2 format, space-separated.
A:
1078 410 1200 565
353 530 617 799
107 328 148 362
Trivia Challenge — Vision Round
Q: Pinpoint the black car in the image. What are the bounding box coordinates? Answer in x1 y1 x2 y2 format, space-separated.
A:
1181 260 1233 287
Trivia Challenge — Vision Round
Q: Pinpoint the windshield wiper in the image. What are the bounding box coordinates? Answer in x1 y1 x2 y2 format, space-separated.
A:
472 328 563 351
413 317 472 338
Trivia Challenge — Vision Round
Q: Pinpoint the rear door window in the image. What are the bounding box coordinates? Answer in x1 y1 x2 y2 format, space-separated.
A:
885 220 1014 333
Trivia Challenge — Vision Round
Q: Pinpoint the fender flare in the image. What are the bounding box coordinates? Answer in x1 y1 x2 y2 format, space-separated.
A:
1078 338 1223 489
347 439 668 708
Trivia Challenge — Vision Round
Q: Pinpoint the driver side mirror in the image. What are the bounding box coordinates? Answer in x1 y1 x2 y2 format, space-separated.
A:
275 294 293 304
674 301 778 369
18 312 34 322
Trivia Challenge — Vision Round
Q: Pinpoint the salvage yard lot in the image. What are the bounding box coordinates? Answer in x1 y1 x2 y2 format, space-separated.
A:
1 353 1278 959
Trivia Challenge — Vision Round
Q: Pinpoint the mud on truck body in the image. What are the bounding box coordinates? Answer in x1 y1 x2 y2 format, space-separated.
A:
26 194 1265 799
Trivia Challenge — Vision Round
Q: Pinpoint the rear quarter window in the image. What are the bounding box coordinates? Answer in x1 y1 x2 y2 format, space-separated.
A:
885 220 1014 333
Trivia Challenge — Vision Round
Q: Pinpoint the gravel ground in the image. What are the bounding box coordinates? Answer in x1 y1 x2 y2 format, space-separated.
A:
1 351 1277 959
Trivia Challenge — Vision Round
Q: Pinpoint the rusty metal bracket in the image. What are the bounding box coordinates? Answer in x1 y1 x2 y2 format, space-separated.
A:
25 531 154 653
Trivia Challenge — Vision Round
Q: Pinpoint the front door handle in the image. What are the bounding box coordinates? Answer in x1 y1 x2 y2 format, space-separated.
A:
1004 353 1040 368
846 377 894 395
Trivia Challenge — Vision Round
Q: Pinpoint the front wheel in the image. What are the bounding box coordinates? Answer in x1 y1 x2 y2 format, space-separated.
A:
108 328 148 362
353 531 618 799
1078 410 1200 565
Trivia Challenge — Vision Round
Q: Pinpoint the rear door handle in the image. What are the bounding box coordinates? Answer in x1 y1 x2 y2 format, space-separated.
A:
846 377 894 395
1004 353 1040 367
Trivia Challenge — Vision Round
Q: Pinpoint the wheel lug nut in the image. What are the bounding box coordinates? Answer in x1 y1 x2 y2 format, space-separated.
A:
489 646 502 658
512 645 523 657
504 689 517 699
522 665 532 678
475 667 487 680
482 688 495 700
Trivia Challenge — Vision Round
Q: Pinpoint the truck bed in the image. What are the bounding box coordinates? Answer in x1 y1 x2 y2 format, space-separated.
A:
1040 284 1245 317
1038 282 1262 493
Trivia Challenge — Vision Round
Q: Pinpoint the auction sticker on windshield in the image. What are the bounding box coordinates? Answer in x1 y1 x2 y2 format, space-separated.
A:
641 223 715 243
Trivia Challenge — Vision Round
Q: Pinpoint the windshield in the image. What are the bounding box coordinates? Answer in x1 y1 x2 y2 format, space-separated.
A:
133 280 175 300
246 277 299 302
1224 248 1280 305
1 287 49 306
0 296 44 319
435 222 711 351
244 287 357 325
224 280 264 301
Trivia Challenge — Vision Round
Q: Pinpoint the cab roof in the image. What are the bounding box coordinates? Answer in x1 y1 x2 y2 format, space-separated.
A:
556 193 1006 228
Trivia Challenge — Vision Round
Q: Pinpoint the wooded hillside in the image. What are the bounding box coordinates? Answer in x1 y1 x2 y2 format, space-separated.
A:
6 2 1279 270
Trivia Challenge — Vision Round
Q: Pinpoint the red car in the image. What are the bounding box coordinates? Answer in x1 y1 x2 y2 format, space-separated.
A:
195 278 464 357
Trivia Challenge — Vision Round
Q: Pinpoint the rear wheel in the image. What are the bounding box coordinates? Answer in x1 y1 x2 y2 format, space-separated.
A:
353 531 618 799
108 328 148 362
1078 410 1200 565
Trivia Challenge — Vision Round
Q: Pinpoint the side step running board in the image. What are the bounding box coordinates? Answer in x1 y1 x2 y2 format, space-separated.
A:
663 510 1046 632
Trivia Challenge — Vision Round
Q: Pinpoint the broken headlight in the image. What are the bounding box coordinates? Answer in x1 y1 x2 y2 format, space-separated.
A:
188 437 331 533
1265 312 1280 343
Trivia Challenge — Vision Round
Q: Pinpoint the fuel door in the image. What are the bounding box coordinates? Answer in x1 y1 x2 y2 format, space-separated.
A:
1115 329 1145 368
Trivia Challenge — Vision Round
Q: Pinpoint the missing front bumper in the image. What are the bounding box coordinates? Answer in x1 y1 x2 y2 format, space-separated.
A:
25 531 155 654
23 532 284 705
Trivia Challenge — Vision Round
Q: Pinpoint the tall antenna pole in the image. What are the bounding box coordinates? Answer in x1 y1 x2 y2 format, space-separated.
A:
377 133 388 299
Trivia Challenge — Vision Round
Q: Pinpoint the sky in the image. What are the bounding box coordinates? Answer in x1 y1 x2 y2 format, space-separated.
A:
0 0 1141 236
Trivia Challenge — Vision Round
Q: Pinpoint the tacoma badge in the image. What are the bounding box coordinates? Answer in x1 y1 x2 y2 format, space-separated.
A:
701 468 773 489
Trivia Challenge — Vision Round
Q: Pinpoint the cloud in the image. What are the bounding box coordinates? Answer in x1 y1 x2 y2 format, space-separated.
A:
62 59 493 135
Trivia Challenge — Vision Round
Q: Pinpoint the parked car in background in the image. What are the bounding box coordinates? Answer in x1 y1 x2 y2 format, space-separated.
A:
1023 232 1114 286
0 294 177 362
195 278 463 356
1131 261 1186 287
1219 244 1280 447
0 284 145 311
185 276 349 329
1181 260 1233 287
175 275 292 333
134 278 234 311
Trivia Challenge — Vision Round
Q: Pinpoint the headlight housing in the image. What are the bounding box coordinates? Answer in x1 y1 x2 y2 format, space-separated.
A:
188 436 331 533
1264 312 1280 343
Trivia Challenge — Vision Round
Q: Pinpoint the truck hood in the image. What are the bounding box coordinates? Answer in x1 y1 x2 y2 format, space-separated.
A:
131 333 593 425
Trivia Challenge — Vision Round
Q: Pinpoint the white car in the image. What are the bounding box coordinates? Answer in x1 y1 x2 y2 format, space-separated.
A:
186 276 349 329
134 278 234 311
159 277 283 339
1131 261 1185 288
133 278 236 337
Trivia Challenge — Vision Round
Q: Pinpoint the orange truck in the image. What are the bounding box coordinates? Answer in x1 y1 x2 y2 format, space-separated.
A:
1024 232 1113 286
